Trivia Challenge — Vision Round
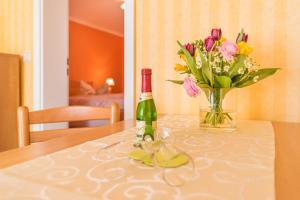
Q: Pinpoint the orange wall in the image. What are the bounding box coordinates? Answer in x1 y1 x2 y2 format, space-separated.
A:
69 21 124 93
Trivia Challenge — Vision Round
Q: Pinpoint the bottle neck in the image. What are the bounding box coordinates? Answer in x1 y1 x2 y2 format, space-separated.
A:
141 74 152 93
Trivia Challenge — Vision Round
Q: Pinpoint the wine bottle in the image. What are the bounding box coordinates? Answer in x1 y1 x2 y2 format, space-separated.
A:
135 68 157 145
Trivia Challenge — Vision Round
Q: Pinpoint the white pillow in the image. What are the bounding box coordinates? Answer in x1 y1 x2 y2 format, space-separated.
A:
96 84 109 95
79 80 95 95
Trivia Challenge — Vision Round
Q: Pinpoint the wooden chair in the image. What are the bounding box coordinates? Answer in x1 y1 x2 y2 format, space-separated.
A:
17 104 120 147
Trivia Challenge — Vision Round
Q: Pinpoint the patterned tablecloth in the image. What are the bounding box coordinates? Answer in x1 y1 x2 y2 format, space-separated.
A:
0 116 275 200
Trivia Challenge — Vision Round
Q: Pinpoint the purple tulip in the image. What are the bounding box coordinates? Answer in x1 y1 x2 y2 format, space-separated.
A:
236 29 248 43
204 36 215 52
211 28 222 40
184 43 195 56
242 34 248 42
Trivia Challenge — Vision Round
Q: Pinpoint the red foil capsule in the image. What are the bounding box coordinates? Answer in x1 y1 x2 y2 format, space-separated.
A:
141 68 152 93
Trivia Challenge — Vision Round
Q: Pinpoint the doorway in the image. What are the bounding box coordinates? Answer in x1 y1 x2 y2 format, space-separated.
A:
68 0 125 126
33 0 135 128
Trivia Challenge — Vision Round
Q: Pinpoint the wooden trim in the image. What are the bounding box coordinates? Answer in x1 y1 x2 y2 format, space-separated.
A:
17 107 30 147
17 104 121 147
30 127 96 143
110 103 120 124
29 106 112 124
273 121 300 200
0 53 21 151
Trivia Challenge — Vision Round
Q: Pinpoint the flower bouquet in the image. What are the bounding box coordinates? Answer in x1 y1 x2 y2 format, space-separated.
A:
169 28 279 130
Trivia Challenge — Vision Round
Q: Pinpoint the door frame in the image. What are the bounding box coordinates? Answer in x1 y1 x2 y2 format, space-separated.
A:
33 0 135 120
33 0 42 112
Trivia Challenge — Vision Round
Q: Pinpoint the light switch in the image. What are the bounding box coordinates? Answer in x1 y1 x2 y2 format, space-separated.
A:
23 52 31 63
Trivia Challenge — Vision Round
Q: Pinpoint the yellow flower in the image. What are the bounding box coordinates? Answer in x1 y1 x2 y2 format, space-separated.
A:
174 64 188 71
180 54 188 64
237 41 252 56
220 37 226 43
194 48 199 57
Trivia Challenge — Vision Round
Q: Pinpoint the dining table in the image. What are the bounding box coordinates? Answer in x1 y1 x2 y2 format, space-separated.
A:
0 115 299 200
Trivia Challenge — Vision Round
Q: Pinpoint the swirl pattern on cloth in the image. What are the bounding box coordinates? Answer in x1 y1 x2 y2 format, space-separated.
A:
0 116 274 200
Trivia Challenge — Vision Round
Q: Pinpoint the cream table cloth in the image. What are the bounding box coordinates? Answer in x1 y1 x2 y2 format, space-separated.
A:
0 116 275 200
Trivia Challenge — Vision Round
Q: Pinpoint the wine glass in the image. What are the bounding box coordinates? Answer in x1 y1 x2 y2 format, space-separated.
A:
140 127 196 187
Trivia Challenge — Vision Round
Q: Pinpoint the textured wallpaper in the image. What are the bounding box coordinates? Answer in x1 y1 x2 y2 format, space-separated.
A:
0 0 33 109
136 0 300 122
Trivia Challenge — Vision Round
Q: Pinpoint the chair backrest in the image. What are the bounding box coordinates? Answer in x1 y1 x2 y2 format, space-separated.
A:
17 104 120 147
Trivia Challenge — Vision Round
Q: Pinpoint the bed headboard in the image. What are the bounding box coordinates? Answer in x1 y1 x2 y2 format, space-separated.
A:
69 80 93 96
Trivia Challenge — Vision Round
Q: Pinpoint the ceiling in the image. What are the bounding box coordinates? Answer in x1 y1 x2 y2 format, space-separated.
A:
69 0 124 37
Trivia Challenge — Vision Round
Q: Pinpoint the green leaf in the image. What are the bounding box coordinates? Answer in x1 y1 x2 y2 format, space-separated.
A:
214 76 232 88
229 55 247 78
179 72 190 75
195 39 204 48
198 83 210 88
199 50 213 85
231 74 243 83
235 68 280 88
231 72 249 86
177 41 204 83
167 80 184 85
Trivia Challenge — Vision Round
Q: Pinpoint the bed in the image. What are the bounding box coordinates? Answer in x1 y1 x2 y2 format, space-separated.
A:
69 93 124 113
69 80 124 127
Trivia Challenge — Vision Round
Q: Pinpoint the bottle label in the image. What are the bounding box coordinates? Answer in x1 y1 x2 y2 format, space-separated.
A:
135 120 157 144
139 92 153 102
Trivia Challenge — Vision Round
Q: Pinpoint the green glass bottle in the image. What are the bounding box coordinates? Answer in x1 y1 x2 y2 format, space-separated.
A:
135 68 157 145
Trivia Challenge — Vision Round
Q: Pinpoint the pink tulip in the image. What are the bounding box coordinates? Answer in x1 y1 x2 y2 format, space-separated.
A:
204 36 215 52
183 77 200 97
219 41 238 61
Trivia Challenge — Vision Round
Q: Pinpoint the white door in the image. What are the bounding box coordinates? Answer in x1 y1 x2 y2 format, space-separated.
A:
124 0 135 120
42 0 69 128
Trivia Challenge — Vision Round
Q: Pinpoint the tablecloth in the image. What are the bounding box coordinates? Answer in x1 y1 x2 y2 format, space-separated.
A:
0 116 275 200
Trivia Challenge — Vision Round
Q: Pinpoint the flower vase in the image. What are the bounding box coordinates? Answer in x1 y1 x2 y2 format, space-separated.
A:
200 88 236 131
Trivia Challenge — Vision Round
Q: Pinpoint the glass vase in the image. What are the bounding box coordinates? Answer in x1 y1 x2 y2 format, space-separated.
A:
199 88 236 131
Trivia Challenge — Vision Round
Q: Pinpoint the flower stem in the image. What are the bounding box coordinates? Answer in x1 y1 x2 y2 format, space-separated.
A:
203 88 233 127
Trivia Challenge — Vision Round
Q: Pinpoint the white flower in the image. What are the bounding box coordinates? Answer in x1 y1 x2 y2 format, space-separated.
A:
224 65 230 72
211 64 217 69
253 75 259 82
196 56 202 69
214 57 220 63
238 67 245 74
244 58 253 69
212 61 217 67
215 67 221 73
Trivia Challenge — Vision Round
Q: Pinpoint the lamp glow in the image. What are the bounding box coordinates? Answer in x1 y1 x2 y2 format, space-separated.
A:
121 2 125 10
106 78 115 86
